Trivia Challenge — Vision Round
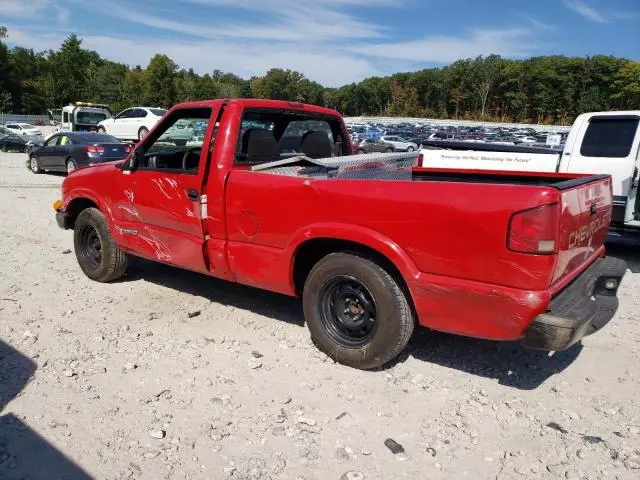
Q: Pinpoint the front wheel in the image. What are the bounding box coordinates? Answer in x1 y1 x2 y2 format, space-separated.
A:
66 158 77 174
1 144 7 152
29 156 42 174
385 147 393 153
407 146 415 152
303 253 414 369
74 208 128 282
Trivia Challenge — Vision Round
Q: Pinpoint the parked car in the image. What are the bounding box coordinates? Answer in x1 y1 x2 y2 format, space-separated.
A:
356 138 395 154
380 136 418 152
5 123 42 136
53 99 626 370
28 132 131 174
98 107 167 141
0 133 28 152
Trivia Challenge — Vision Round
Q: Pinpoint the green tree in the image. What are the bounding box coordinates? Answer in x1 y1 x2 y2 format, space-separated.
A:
611 61 640 109
143 54 178 108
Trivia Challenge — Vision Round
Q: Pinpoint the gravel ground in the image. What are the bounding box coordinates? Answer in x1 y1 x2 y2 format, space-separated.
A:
0 150 639 480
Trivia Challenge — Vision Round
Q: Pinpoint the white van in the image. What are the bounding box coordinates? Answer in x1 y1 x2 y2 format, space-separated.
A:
419 111 640 235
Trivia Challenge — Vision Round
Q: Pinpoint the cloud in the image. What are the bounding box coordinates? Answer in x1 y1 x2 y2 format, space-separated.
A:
3 27 383 86
347 29 538 63
2 0 548 86
519 14 556 31
1 0 52 17
563 0 608 23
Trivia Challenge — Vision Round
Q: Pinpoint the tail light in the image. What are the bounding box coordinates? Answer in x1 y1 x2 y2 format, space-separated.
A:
507 204 559 254
84 145 104 154
417 153 424 167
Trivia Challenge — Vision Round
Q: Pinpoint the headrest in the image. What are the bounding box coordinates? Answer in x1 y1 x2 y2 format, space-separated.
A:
300 130 332 158
242 128 279 159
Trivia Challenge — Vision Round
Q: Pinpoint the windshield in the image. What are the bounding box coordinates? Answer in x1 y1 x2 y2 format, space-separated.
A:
19 124 36 129
149 108 167 116
75 111 108 125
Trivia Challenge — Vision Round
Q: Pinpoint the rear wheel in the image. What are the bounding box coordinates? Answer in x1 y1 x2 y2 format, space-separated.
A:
0 144 7 152
29 156 42 174
385 147 393 153
303 253 414 369
407 146 415 152
138 127 149 140
97 126 106 134
66 158 77 174
74 208 128 282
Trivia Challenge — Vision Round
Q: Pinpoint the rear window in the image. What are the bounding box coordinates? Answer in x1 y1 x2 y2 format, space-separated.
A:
76 111 108 125
580 118 639 158
75 134 120 144
149 109 167 116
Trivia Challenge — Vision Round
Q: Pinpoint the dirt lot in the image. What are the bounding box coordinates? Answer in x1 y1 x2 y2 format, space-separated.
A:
0 150 639 480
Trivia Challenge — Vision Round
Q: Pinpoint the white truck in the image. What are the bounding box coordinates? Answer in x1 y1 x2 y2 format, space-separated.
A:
419 111 640 237
53 102 113 133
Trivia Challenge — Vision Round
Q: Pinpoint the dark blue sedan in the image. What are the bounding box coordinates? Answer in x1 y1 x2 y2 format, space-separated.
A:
27 132 132 174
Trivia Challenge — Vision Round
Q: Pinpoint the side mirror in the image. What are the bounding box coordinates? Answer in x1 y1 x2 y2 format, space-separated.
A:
123 147 140 172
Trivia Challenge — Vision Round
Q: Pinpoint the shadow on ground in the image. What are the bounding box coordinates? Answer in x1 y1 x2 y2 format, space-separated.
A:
402 329 582 390
123 258 583 390
0 340 92 479
605 240 640 273
125 258 305 327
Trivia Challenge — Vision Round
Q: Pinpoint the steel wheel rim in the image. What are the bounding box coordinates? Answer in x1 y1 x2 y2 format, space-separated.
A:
30 158 38 172
77 225 102 270
67 161 75 173
319 275 378 347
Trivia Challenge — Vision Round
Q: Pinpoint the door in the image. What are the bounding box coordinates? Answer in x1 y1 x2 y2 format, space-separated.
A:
38 135 62 168
56 135 73 170
112 109 133 138
562 115 640 223
131 108 148 137
111 106 219 273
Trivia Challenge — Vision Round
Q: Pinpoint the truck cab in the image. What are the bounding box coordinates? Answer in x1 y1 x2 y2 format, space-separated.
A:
57 102 113 133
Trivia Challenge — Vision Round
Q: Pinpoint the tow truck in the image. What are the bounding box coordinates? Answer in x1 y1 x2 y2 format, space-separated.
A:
53 102 113 133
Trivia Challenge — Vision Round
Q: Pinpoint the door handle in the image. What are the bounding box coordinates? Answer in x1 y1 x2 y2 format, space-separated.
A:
187 189 199 200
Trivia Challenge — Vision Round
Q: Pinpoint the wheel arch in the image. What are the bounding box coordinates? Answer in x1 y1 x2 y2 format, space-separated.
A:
288 224 420 308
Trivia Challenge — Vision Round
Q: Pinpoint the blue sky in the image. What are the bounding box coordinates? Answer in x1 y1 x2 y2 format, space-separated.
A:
3 0 639 86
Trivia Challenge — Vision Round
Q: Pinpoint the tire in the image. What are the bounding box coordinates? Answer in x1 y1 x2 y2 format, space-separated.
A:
357 149 366 154
0 144 6 152
66 158 77 174
73 208 128 282
97 126 106 134
138 127 149 140
407 146 415 152
385 147 393 153
29 156 42 174
303 252 414 369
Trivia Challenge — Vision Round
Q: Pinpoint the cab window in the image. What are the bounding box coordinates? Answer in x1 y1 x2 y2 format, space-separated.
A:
137 108 212 174
581 118 639 158
235 109 347 166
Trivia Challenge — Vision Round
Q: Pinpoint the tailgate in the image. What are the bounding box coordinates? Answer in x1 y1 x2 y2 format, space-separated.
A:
552 175 613 285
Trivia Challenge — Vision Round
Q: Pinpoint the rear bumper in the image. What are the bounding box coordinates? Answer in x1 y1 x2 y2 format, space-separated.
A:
522 257 627 351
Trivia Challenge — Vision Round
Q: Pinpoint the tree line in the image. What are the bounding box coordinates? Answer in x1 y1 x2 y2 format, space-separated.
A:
1 28 639 125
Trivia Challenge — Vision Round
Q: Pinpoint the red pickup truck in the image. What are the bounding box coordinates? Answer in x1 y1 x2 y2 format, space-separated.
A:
54 99 627 369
